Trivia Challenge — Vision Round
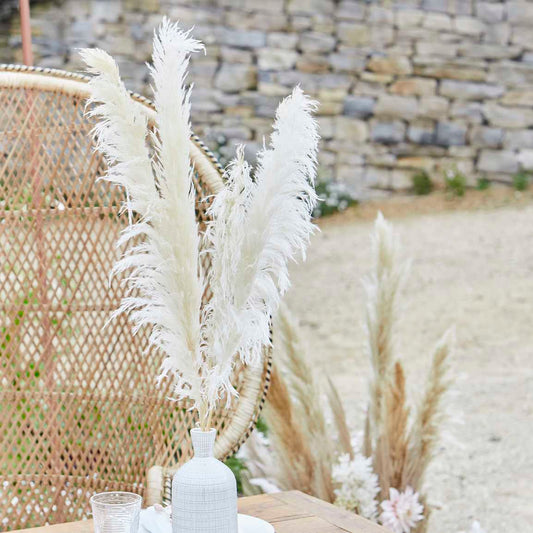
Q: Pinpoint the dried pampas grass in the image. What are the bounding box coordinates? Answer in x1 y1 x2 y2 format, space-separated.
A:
82 19 319 428
241 213 454 532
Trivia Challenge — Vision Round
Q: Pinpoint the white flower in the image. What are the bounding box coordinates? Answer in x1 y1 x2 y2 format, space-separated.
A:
332 453 380 520
379 487 424 533
467 521 486 533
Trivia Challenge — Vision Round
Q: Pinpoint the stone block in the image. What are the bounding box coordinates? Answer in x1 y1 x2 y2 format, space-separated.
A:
365 167 391 188
504 129 533 149
343 96 376 119
397 156 436 171
457 44 521 60
500 90 533 107
214 64 257 92
488 62 533 87
395 9 424 28
337 22 369 46
337 1 365 21
450 102 483 123
413 62 487 82
507 1 533 25
267 32 299 49
368 5 394 24
512 26 533 50
337 152 364 166
334 116 368 142
296 55 330 73
391 169 413 190
518 150 533 170
258 48 298 70
370 121 406 144
220 29 266 48
416 41 458 57
220 47 253 63
422 12 452 31
329 51 366 72
243 0 285 11
453 16 485 36
288 0 335 14
408 120 436 144
478 150 519 174
435 121 467 146
375 95 419 120
440 80 504 101
290 15 312 31
469 126 504 148
484 23 510 46
390 77 436 96
318 117 335 139
337 165 365 192
476 2 505 23
419 96 450 119
298 31 336 53
483 103 533 128
367 55 412 75
318 87 349 102
422 0 449 12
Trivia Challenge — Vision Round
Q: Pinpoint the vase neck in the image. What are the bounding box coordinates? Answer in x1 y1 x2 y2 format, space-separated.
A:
191 428 216 458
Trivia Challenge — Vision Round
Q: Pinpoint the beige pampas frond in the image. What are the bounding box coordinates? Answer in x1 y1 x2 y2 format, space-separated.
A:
274 304 335 502
364 212 406 453
375 361 410 497
403 328 454 491
264 365 317 495
325 375 354 459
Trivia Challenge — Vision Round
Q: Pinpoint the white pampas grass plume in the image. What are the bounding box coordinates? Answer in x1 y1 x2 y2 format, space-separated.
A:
81 47 157 217
83 20 320 424
363 212 407 452
203 88 319 402
81 19 206 407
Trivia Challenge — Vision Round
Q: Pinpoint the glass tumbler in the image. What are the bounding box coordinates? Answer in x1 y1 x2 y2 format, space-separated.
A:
90 492 142 533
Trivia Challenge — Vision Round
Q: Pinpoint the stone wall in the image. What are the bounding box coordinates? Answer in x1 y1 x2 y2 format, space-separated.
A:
4 0 533 196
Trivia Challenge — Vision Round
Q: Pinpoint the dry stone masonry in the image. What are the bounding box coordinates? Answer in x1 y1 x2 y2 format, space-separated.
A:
5 0 533 196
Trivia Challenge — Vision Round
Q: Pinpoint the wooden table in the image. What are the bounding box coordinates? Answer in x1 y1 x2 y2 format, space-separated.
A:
14 490 386 532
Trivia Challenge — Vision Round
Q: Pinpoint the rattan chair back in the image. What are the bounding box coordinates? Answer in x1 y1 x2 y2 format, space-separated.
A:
0 65 271 531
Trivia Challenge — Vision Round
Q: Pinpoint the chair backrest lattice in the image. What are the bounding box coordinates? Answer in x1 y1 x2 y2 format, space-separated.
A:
0 65 271 531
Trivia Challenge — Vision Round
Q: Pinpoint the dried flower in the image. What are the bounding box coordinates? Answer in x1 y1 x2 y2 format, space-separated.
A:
379 487 423 533
332 453 379 520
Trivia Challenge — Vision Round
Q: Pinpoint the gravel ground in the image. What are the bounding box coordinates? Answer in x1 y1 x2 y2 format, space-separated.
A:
285 193 533 533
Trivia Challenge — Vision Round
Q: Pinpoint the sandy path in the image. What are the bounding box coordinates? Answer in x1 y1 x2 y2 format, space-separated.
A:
285 198 533 533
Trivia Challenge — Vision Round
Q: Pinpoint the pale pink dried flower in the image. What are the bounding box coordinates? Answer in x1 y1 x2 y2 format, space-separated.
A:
379 486 423 533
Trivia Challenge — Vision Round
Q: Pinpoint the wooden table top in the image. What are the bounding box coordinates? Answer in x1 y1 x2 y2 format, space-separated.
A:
14 490 386 533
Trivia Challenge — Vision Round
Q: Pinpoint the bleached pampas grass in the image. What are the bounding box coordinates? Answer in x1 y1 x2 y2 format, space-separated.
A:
240 214 454 533
81 18 319 429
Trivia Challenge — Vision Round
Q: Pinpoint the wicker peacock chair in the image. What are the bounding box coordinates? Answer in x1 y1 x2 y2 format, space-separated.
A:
0 64 271 531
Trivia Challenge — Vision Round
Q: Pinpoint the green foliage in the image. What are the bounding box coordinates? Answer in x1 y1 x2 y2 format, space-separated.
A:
225 455 247 494
512 171 530 191
411 170 433 195
314 179 357 218
255 416 268 436
476 177 491 191
444 168 467 197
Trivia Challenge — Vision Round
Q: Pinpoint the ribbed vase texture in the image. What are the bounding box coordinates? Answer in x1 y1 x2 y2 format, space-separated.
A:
172 428 238 533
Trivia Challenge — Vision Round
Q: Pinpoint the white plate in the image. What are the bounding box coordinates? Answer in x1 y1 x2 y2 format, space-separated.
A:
238 514 275 533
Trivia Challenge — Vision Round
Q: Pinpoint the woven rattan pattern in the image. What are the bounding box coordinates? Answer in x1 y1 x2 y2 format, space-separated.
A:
0 66 271 531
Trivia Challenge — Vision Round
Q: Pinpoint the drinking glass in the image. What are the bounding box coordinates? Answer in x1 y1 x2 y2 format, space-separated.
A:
90 491 142 533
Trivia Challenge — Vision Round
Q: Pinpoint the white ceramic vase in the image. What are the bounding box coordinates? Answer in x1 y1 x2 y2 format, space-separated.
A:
172 428 238 533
